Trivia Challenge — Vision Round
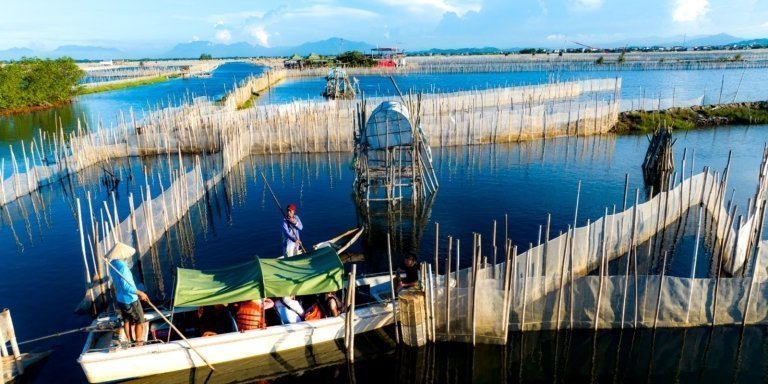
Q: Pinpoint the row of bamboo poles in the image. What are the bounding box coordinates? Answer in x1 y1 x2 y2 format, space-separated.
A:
413 148 768 339
403 52 768 73
0 75 622 207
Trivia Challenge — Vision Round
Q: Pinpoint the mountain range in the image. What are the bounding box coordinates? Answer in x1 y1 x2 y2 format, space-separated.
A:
0 34 762 61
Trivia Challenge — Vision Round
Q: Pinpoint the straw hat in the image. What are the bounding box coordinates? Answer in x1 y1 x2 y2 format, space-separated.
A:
107 242 136 260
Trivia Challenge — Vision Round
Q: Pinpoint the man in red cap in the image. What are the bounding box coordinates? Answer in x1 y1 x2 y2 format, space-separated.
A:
282 203 303 257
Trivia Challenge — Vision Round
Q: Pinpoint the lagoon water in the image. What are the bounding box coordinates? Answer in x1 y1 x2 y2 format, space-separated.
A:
1 62 768 382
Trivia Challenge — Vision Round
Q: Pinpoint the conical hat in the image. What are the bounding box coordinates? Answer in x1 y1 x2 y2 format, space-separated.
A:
107 242 136 260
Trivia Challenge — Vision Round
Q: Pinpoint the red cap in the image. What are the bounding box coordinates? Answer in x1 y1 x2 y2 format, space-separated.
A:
287 204 297 212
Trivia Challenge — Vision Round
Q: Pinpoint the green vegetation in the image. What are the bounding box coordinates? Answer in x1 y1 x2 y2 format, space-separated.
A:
335 50 375 67
519 48 548 55
0 57 84 112
199 53 213 60
617 52 626 64
595 56 605 65
613 102 768 133
77 76 169 95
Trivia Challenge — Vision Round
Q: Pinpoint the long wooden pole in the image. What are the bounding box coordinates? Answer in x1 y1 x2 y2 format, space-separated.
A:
259 169 306 253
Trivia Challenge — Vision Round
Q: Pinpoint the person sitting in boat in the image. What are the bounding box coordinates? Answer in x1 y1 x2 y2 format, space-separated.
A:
231 298 274 331
322 292 343 317
197 304 231 336
395 253 419 292
282 203 303 257
107 242 149 347
275 296 304 324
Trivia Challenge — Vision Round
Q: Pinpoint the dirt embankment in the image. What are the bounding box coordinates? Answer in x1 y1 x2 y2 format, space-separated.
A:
612 101 768 133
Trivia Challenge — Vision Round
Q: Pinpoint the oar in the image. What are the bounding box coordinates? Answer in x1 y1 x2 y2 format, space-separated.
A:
258 169 307 253
104 257 216 371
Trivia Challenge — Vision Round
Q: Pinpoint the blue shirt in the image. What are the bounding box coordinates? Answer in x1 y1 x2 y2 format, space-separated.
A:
282 215 303 247
109 259 138 305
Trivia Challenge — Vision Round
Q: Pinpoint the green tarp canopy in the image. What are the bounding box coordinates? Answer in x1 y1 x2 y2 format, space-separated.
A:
173 247 344 308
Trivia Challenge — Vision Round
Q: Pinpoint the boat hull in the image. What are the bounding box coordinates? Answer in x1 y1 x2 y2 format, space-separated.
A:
79 301 392 382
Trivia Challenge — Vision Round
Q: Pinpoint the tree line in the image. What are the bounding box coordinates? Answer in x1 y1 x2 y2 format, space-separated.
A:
0 57 84 111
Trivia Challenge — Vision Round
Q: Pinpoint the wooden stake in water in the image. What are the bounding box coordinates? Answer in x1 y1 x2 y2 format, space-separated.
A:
685 205 704 324
76 199 95 305
445 235 452 336
434 222 439 277
386 233 400 344
653 251 669 329
345 264 357 362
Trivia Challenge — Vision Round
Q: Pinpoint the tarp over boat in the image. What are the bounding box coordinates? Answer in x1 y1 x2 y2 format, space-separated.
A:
173 247 344 308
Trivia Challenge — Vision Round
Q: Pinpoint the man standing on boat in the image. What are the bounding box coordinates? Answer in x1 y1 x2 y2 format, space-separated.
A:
282 203 303 257
107 242 149 347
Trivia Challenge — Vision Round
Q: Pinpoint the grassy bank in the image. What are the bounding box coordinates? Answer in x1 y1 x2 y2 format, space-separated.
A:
77 76 171 95
613 101 768 133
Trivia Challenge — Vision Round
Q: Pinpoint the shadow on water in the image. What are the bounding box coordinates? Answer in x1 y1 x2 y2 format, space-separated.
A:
120 325 768 384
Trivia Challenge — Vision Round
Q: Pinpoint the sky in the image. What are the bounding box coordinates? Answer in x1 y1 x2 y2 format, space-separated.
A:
1 0 767 52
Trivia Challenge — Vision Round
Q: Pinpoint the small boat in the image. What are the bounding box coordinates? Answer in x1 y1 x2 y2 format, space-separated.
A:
315 226 365 263
78 243 395 383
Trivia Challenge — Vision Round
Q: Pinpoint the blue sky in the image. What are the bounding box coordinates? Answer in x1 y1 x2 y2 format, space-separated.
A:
2 0 767 51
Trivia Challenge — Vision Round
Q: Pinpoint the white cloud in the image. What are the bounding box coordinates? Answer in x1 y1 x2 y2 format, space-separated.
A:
191 36 200 42
282 5 378 19
546 34 567 41
214 29 232 43
571 0 603 11
213 20 224 28
537 0 549 16
246 25 270 47
673 0 710 22
378 0 480 17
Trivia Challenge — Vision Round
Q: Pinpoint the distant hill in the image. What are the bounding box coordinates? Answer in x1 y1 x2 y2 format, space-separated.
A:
282 38 375 56
164 37 375 59
164 41 271 58
0 47 35 61
684 33 743 47
46 45 124 60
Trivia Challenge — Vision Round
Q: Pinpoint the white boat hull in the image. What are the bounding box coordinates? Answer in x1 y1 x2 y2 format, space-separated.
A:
79 276 395 383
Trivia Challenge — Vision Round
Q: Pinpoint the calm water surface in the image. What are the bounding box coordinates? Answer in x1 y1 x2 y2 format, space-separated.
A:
2 124 768 382
0 62 266 164
260 67 768 105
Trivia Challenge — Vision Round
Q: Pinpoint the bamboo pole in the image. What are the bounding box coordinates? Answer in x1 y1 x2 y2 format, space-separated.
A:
653 251 669 329
346 264 357 362
445 235 452 336
0 309 23 374
76 199 95 306
386 233 400 344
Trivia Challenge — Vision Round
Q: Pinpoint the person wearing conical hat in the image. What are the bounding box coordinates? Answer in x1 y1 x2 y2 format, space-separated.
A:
107 242 149 347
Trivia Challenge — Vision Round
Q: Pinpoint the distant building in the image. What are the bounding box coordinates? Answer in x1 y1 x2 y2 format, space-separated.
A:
369 47 406 67
283 53 329 70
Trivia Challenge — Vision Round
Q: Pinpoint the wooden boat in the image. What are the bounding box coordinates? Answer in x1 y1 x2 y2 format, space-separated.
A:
78 243 395 383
